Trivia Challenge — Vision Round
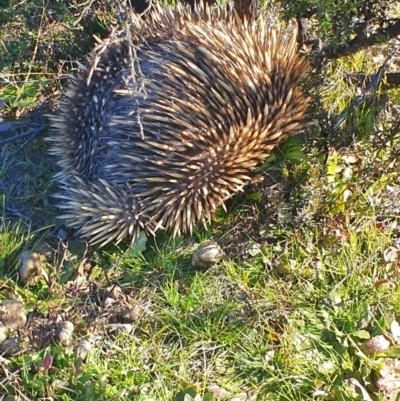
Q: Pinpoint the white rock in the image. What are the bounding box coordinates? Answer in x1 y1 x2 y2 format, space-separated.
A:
362 335 391 354
75 340 92 360
0 323 8 343
108 323 133 334
55 321 74 344
391 320 400 345
0 337 20 356
0 300 26 330
119 307 141 323
192 241 223 269
19 251 42 285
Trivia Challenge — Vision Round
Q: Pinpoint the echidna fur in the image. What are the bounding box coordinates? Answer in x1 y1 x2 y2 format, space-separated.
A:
49 1 310 247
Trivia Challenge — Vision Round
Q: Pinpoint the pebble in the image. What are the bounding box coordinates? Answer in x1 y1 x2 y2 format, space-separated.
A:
192 241 223 269
391 320 400 345
375 376 400 392
384 246 400 263
0 337 20 356
0 323 8 343
361 334 391 354
19 251 42 285
75 340 93 360
57 227 69 241
0 300 26 330
108 323 133 334
119 307 141 323
209 384 228 399
105 285 123 300
55 321 74 344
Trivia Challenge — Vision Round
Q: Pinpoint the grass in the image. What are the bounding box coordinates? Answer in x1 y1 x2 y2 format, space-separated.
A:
1 1 400 400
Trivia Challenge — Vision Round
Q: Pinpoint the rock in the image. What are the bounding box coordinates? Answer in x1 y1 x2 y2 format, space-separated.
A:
0 323 8 343
75 340 92 360
0 300 26 330
361 334 391 354
57 227 69 241
19 251 42 285
55 321 74 344
119 307 141 323
0 337 20 356
391 320 400 345
35 241 56 263
105 285 123 300
192 241 223 269
375 376 400 392
209 384 229 399
108 323 133 334
384 246 400 263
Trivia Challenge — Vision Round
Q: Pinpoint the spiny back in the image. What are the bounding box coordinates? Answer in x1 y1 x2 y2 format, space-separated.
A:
49 2 310 246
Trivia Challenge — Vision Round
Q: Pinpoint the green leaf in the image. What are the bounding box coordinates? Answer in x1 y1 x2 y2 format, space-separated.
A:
326 150 338 182
351 330 370 340
126 231 148 258
173 389 196 401
202 393 215 401
376 346 400 358
284 149 306 162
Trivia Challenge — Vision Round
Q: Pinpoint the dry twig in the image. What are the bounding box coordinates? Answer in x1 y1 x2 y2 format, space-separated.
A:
333 40 399 130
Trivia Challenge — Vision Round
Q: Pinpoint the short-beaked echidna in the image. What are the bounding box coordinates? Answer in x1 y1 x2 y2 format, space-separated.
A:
49 1 310 246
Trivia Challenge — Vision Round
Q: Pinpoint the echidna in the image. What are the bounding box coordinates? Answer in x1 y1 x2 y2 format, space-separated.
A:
49 1 310 247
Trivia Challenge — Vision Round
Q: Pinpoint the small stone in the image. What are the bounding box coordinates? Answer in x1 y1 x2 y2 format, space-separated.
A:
119 307 141 323
209 384 229 399
75 340 92 360
55 321 74 344
103 297 115 308
391 320 400 345
384 246 400 263
361 334 391 354
0 337 20 356
0 300 26 330
104 285 123 300
19 251 42 285
375 376 400 392
192 241 223 269
0 323 8 343
57 228 69 241
108 323 133 334
35 241 55 262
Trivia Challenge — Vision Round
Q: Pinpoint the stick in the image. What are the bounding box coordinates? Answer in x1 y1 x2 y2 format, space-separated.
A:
0 124 48 145
333 40 400 130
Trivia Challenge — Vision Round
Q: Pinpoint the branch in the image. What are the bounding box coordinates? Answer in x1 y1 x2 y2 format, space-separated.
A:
0 123 48 155
324 19 400 60
333 40 399 130
0 124 48 145
345 72 400 88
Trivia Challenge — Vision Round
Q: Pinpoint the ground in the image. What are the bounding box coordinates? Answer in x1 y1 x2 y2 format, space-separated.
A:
1 1 400 400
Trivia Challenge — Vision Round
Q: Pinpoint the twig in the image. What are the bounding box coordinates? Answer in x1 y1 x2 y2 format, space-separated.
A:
9 127 49 156
72 0 95 27
0 367 22 387
48 239 68 294
0 121 45 129
0 124 48 145
333 40 399 130
0 122 45 135
0 203 31 228
345 72 400 88
324 19 400 60
10 0 48 109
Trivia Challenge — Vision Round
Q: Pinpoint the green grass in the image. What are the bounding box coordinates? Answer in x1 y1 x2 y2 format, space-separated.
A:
1 1 400 400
